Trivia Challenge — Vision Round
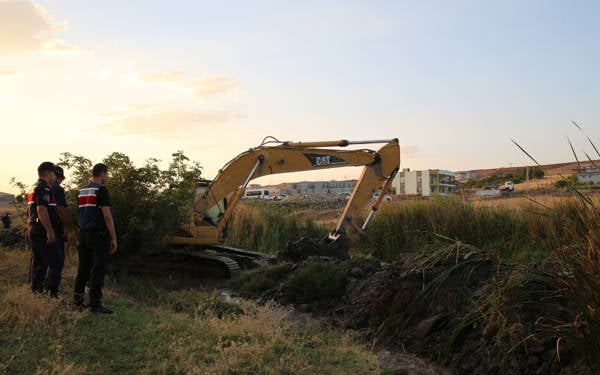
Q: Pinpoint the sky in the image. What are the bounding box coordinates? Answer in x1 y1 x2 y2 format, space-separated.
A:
1 0 599 193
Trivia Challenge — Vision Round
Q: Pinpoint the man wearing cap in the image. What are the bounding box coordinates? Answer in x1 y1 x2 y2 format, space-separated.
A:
27 162 64 297
53 166 69 263
73 163 117 314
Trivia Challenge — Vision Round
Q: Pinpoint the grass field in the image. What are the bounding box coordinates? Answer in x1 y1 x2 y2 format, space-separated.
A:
2 190 599 373
224 195 599 263
0 248 383 374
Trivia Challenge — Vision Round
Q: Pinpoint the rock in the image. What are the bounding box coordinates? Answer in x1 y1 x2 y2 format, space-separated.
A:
219 291 240 305
297 304 310 312
415 313 450 338
350 267 365 278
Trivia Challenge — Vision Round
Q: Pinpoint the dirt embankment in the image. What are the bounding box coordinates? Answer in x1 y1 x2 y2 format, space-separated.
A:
229 240 592 375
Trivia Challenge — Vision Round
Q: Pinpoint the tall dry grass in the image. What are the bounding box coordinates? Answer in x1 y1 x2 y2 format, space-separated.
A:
152 298 380 374
225 201 326 254
541 199 600 372
357 195 599 262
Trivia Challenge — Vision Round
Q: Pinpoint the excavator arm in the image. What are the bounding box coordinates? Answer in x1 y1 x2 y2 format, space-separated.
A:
171 138 399 246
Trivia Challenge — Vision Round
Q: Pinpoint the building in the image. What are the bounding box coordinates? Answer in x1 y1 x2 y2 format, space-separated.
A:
277 180 357 196
455 170 477 182
394 169 456 197
577 169 600 184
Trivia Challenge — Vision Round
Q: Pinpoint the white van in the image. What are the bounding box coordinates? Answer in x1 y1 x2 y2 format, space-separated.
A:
243 189 270 199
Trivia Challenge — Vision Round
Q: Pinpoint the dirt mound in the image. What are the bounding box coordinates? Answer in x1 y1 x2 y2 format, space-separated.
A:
275 234 350 262
229 246 592 374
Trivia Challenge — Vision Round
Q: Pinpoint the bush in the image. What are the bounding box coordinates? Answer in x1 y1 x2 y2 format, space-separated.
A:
554 175 579 188
281 261 347 303
58 151 202 269
227 263 293 295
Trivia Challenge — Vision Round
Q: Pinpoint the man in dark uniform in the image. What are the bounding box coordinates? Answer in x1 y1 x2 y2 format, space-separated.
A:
52 166 69 261
27 161 64 297
73 163 117 314
1 212 10 231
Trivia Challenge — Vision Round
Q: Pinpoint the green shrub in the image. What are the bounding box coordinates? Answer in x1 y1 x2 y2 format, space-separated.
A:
228 263 293 295
281 261 347 303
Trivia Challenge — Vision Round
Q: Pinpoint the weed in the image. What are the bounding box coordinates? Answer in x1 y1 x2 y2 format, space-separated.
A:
227 262 292 296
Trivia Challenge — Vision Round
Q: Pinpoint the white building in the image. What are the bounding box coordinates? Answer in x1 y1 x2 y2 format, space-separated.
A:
577 171 600 184
278 180 356 196
394 169 456 197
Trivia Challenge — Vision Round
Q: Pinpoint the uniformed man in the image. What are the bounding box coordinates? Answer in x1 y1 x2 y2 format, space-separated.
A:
27 161 64 297
73 163 117 314
1 212 10 231
52 166 69 261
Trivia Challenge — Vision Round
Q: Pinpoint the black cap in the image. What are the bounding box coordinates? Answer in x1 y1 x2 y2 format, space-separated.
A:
38 161 56 175
55 166 65 179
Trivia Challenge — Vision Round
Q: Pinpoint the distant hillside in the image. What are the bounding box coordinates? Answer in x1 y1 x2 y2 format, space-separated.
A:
0 192 14 205
464 160 598 181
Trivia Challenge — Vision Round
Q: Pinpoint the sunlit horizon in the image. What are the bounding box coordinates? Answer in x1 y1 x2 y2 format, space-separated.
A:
1 1 599 194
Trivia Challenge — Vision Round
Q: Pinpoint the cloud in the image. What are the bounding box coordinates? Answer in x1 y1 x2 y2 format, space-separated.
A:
0 1 79 54
183 77 237 99
0 69 23 79
96 106 241 137
40 38 79 55
125 70 237 101
137 71 185 83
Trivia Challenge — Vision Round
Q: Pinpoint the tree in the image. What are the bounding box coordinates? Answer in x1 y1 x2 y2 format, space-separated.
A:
59 151 202 270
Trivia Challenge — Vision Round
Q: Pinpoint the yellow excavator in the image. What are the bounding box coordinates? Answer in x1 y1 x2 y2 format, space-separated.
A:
159 137 400 278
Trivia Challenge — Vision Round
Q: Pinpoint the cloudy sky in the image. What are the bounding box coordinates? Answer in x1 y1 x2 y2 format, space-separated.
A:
1 0 599 193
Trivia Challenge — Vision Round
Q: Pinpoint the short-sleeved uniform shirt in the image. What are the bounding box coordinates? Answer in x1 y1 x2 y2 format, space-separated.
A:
77 182 111 231
27 179 59 228
52 182 67 232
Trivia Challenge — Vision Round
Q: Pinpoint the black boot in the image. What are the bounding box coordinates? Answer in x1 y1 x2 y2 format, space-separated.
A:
90 305 113 314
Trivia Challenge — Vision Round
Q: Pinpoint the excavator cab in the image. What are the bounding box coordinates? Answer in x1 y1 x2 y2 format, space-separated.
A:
194 179 228 227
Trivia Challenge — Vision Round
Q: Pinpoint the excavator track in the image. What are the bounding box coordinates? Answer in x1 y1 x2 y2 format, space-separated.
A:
169 248 242 278
133 245 272 279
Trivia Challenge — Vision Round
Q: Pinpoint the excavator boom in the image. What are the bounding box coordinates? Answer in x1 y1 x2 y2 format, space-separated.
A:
171 137 400 248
